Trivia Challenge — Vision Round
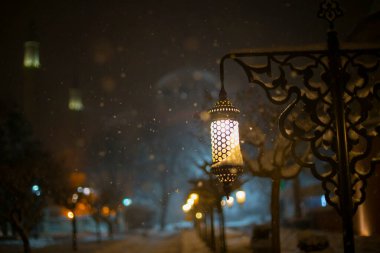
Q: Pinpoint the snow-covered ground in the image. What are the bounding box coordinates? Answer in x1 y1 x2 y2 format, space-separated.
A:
1 228 380 253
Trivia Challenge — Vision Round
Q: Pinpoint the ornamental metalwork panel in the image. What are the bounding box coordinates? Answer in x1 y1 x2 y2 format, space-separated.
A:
229 49 380 214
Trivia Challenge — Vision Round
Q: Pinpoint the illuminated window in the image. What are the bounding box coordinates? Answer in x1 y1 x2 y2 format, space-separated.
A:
68 88 84 111
23 41 40 68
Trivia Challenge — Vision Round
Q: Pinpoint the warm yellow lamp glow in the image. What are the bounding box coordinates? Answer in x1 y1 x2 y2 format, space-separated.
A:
189 193 199 202
357 205 371 236
209 98 243 190
182 203 192 212
67 211 75 219
187 198 195 205
24 41 40 68
211 119 243 168
236 190 246 204
226 196 234 207
195 212 203 219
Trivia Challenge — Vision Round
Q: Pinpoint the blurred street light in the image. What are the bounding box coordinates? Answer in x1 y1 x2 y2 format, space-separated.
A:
31 184 41 196
189 193 199 203
122 197 132 207
83 187 91 196
67 211 75 219
101 206 110 216
187 198 195 205
195 212 203 219
226 196 234 207
182 203 192 213
72 193 79 203
236 190 246 205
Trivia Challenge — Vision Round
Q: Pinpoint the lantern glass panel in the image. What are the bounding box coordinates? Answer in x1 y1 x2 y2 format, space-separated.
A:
211 119 243 168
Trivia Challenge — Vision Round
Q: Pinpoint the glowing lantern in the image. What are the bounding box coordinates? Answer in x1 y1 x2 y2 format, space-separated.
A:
236 190 246 205
209 87 243 196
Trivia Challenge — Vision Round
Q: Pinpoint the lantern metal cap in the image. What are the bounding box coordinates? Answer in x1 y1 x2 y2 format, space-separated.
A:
208 98 240 120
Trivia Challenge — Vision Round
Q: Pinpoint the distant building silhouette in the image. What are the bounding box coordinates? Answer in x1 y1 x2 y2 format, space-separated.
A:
23 21 40 69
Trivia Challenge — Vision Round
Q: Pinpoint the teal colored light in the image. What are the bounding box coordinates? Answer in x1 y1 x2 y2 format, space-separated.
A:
32 185 40 192
321 195 327 207
122 198 132 207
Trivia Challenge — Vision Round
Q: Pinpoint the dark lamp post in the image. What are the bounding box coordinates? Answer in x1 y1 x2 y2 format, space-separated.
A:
209 86 244 197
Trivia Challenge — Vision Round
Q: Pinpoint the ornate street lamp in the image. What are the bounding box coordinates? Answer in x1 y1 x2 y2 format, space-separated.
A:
209 82 244 197
207 1 380 252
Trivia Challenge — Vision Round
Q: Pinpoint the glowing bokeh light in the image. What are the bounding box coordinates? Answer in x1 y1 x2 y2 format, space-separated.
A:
67 211 74 219
182 204 192 212
122 198 132 207
236 190 246 204
195 212 203 219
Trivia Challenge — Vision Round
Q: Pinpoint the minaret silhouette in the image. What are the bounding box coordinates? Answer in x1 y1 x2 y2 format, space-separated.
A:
66 73 86 172
22 20 41 125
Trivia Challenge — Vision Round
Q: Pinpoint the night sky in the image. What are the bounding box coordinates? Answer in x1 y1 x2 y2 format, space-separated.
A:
0 0 378 220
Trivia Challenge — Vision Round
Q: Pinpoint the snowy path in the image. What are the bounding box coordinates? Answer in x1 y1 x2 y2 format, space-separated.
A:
86 234 180 253
0 233 181 253
2 229 380 253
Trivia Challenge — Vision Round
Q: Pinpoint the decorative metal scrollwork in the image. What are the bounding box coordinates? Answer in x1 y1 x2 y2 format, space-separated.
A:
317 0 343 29
225 48 380 214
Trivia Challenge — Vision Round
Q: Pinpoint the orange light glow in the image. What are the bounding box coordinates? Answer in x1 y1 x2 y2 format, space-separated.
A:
102 206 110 216
77 203 86 211
358 205 371 236
69 172 86 188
